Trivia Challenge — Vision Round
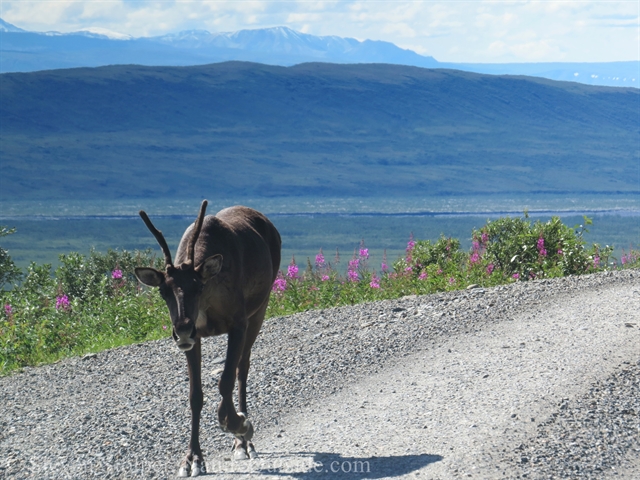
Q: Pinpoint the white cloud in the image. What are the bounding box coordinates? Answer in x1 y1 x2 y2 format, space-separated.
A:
0 0 637 62
511 40 565 61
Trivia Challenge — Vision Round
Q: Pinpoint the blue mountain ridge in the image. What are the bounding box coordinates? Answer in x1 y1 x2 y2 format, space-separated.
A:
0 18 636 87
1 62 637 203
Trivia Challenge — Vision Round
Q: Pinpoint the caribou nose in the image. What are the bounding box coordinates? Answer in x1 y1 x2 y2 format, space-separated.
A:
174 324 196 351
176 340 195 352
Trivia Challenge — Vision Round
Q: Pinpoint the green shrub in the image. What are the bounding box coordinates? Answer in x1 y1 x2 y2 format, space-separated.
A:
0 226 22 289
56 248 163 301
396 235 466 272
1 249 168 374
479 215 613 280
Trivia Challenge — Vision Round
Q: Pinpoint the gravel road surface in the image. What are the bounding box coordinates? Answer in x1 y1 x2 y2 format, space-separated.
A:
1 270 639 479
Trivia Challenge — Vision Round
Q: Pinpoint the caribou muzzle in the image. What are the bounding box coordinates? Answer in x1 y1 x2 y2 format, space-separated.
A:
173 324 196 351
176 337 195 352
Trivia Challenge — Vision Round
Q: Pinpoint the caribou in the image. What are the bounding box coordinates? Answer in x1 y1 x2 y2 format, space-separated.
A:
134 201 281 477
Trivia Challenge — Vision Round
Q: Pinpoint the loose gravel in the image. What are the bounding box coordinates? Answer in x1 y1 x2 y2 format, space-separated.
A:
1 269 638 479
511 363 640 479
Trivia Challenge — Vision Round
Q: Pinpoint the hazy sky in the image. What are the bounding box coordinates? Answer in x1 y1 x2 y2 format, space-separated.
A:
2 1 638 63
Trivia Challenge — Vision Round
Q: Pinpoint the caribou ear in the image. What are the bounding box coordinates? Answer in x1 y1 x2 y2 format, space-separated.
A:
197 254 223 283
134 267 164 287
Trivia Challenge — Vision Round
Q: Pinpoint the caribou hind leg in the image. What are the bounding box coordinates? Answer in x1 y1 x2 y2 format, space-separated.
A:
178 340 207 477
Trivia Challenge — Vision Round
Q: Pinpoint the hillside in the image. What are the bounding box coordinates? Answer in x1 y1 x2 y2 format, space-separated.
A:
0 62 638 202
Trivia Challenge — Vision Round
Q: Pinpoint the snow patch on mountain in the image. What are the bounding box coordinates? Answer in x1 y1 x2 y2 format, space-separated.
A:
0 18 25 32
75 27 132 40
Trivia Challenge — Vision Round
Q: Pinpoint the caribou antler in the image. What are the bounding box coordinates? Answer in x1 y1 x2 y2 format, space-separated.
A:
187 200 208 266
139 210 173 267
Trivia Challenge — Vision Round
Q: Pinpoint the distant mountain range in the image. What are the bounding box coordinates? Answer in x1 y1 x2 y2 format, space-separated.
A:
0 18 636 88
1 62 637 203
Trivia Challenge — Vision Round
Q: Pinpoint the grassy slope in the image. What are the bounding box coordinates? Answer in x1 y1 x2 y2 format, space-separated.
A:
1 62 638 202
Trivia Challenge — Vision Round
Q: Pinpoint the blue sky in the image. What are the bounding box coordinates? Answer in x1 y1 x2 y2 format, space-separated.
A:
1 1 638 63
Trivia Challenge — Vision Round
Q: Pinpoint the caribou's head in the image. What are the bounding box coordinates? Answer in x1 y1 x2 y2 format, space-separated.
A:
134 200 222 352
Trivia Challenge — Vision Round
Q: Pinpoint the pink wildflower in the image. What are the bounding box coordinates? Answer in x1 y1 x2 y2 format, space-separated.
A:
470 236 483 265
347 252 360 282
162 325 168 330
593 255 600 268
406 234 416 253
512 273 520 280
272 272 287 292
4 304 12 316
406 234 416 263
348 257 360 271
381 249 389 272
315 249 325 268
481 232 489 244
287 257 299 279
369 273 380 289
486 263 495 275
405 266 413 273
321 275 330 282
111 269 123 279
437 268 443 275
359 240 369 260
56 294 70 311
448 277 455 285
621 251 637 265
537 237 547 257
419 271 428 280
347 269 359 282
557 249 563 256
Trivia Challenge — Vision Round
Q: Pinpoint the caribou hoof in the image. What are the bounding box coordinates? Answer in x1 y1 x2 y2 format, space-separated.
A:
233 447 249 461
247 442 258 459
190 457 206 477
233 439 258 461
177 455 206 477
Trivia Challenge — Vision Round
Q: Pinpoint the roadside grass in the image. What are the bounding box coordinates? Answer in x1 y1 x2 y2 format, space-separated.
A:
1 214 639 376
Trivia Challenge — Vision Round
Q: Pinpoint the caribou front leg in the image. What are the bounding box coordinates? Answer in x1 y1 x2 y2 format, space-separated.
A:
232 311 264 460
217 318 253 443
232 352 257 460
178 340 206 477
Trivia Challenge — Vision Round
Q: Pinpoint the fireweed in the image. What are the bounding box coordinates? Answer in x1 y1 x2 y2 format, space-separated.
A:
1 216 637 375
0 249 166 374
267 215 631 318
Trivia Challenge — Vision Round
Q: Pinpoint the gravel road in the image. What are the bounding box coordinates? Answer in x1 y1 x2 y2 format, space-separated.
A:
1 270 639 479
